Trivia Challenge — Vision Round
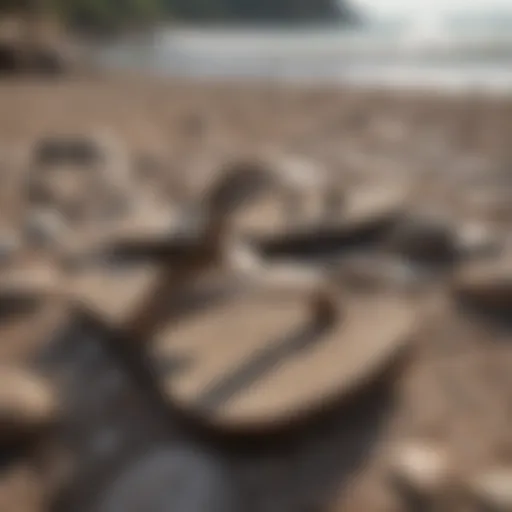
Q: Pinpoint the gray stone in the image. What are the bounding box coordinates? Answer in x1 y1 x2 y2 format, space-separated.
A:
94 447 240 512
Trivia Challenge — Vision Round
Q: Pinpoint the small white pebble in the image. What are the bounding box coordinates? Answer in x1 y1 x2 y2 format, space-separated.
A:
388 441 452 497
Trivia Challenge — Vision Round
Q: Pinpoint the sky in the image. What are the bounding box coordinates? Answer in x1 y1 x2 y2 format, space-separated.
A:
349 0 512 17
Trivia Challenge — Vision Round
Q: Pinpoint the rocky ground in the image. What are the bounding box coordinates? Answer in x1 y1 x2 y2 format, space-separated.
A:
0 75 511 512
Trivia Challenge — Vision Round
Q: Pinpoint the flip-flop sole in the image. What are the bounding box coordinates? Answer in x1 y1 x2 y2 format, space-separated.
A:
70 266 161 329
150 287 418 432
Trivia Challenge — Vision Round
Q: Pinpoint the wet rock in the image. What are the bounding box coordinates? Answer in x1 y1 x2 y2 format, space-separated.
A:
466 468 512 511
386 212 459 265
387 441 453 507
94 447 240 512
0 367 60 444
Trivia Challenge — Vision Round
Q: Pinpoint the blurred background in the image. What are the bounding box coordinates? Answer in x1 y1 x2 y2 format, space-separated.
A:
3 0 512 89
1 1 512 512
99 0 512 90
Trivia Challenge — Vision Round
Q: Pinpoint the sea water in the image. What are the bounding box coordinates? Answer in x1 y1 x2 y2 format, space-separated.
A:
98 12 512 94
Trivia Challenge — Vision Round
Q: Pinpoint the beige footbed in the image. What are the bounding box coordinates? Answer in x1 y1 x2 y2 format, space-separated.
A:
149 287 418 430
69 265 161 328
59 260 419 430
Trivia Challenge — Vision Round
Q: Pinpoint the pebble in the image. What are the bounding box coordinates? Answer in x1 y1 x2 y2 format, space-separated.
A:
94 447 240 512
0 367 60 444
387 441 452 500
466 468 512 511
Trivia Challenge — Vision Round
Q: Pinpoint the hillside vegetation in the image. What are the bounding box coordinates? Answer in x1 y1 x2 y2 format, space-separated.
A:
0 0 358 33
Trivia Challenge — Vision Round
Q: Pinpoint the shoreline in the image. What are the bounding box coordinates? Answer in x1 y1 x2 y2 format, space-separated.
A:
93 22 512 96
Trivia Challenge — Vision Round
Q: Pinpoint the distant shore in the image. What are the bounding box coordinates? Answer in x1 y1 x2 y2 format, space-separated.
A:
93 24 512 95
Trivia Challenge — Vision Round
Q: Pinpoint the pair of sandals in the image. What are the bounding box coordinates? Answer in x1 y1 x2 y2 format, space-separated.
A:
0 155 419 434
